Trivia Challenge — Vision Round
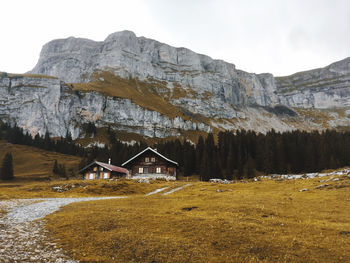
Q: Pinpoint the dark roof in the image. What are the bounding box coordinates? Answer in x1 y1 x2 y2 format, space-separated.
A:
79 161 128 174
122 147 178 167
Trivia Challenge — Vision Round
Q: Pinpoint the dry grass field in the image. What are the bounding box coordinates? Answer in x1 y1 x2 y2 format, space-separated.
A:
0 179 175 199
1 141 350 262
43 175 350 263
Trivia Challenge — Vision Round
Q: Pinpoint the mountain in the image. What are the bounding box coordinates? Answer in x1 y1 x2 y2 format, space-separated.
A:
1 30 349 141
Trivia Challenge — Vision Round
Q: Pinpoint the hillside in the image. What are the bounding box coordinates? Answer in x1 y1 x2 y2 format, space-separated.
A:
0 141 81 181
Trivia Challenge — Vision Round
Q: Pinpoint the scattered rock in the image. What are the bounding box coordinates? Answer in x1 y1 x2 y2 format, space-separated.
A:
315 184 330 189
209 179 232 184
261 169 350 182
299 188 309 192
52 186 63 192
181 206 198 211
137 178 150 184
216 189 225 192
339 231 350 235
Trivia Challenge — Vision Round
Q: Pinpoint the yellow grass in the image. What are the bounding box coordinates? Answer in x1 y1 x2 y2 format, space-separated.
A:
44 176 350 262
72 71 189 121
6 73 58 79
71 71 213 130
0 179 173 200
0 140 81 181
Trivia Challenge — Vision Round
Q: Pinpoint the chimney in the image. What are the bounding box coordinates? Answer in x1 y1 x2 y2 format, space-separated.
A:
108 158 111 164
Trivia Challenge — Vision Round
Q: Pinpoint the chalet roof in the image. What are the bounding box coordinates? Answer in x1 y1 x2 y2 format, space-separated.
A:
122 147 178 167
79 161 128 174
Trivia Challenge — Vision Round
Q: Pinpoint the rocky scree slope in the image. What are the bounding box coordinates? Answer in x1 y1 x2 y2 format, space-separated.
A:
1 31 349 139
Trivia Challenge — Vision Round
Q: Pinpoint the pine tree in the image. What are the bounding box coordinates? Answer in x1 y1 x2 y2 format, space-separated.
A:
58 164 67 178
226 144 234 180
78 158 88 171
0 153 14 180
243 155 256 179
86 122 97 136
44 131 51 150
65 130 72 142
195 136 205 174
53 160 59 174
199 152 208 181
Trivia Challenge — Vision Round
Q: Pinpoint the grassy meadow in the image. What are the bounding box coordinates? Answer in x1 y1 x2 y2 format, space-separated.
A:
44 175 350 263
1 141 350 262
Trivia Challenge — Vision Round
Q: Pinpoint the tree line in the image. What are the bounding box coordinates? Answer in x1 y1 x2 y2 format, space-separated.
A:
105 129 350 180
1 120 349 181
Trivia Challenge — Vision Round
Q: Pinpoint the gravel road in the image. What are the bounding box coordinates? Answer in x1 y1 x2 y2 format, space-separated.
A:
0 184 192 262
0 197 125 262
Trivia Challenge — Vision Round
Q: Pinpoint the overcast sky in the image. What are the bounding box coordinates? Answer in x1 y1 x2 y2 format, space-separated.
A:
1 0 349 76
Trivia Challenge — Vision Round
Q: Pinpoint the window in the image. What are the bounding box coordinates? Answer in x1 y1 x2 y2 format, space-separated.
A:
145 157 150 162
151 157 156 162
89 173 94 179
100 167 103 171
103 172 109 179
139 167 143 174
93 167 97 171
156 167 161 174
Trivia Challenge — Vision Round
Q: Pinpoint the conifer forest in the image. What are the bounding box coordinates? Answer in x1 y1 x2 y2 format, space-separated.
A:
1 122 349 180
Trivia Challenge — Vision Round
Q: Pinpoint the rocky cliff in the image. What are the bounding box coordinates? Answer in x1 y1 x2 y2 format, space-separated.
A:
275 58 350 108
0 73 211 140
1 31 349 141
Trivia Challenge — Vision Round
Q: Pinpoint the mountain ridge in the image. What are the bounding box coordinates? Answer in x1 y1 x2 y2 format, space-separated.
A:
0 30 349 141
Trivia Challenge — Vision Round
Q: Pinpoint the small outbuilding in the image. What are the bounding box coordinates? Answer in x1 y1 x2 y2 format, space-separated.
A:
79 161 129 180
122 147 178 179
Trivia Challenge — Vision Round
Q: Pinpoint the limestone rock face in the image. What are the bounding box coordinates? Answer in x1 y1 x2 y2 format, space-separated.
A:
30 31 258 108
30 31 350 111
0 75 211 139
1 30 349 139
275 58 350 108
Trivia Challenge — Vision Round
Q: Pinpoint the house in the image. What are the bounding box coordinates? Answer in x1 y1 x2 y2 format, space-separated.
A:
122 147 178 179
79 160 129 180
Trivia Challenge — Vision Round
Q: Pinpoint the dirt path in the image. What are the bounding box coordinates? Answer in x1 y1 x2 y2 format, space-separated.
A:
0 197 125 262
0 184 193 262
144 184 192 196
162 184 191 195
145 187 169 196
